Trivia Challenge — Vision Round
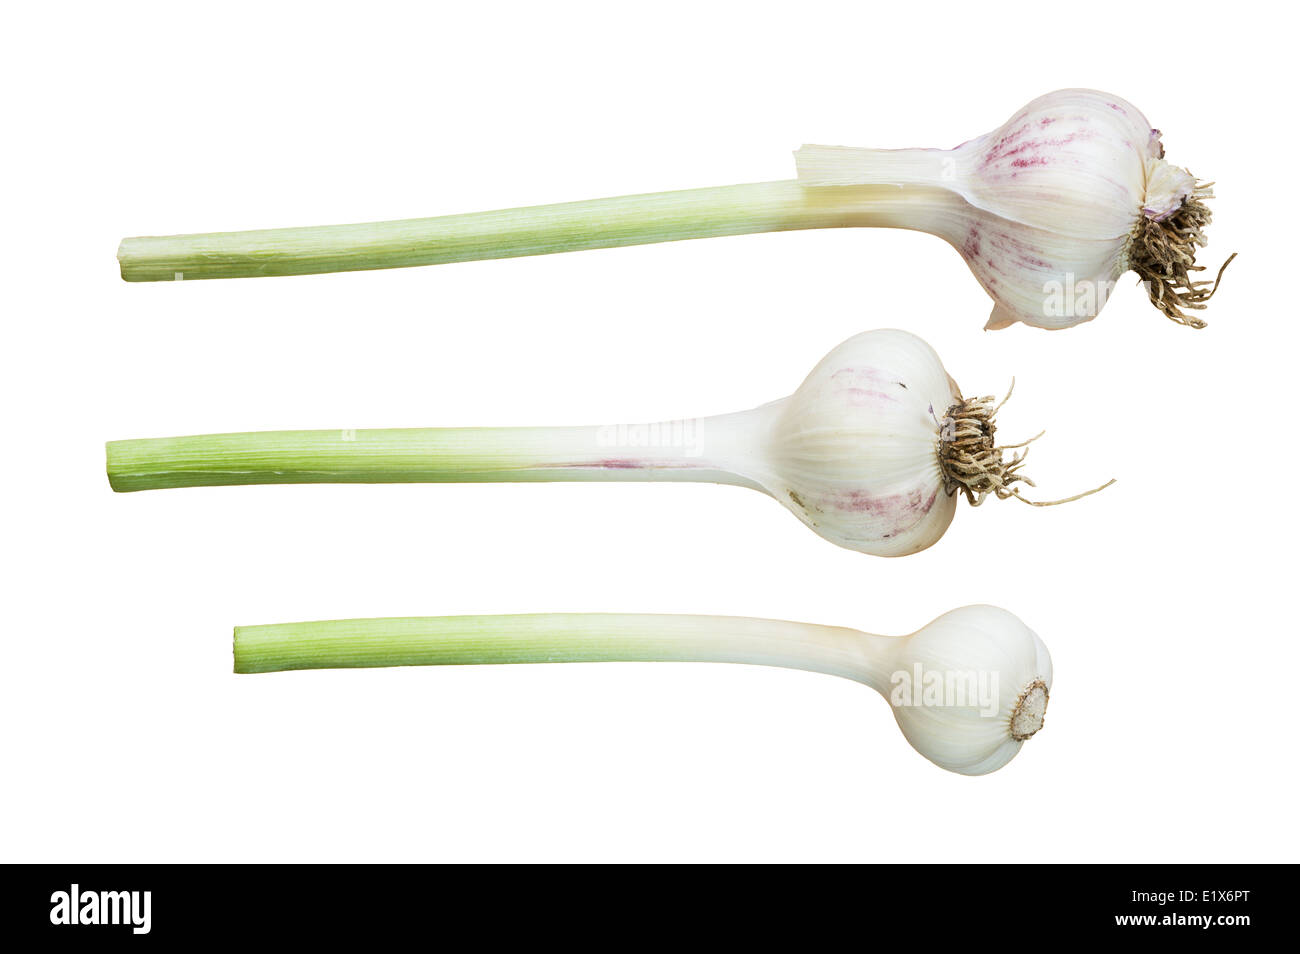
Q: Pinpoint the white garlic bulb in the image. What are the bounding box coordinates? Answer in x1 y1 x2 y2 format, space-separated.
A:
884 604 1052 775
235 603 1053 775
797 88 1230 329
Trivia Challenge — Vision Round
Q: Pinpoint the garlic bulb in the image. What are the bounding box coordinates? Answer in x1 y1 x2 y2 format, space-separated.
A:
886 605 1052 775
107 329 1109 557
119 88 1228 329
796 88 1231 329
234 604 1053 775
762 329 963 555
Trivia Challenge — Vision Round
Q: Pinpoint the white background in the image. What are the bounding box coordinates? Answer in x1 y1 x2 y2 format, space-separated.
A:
3 0 1294 862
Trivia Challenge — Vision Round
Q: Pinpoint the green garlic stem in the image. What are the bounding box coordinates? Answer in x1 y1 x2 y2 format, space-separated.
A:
117 181 954 281
106 411 769 493
234 613 894 690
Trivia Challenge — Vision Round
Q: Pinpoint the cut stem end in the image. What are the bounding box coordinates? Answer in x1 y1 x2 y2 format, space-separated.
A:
1010 679 1049 741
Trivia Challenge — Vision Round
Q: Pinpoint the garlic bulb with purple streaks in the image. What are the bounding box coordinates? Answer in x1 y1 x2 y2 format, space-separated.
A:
107 329 1109 557
797 88 1231 329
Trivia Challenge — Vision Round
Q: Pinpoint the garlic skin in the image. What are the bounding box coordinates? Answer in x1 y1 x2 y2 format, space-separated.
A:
888 604 1052 775
953 89 1162 240
797 88 1222 329
751 329 959 557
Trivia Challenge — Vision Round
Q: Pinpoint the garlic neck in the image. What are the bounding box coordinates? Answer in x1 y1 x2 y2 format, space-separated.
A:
794 145 953 188
502 408 775 489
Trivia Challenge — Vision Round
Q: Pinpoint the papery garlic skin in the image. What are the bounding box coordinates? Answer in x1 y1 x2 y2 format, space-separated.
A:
953 89 1160 240
888 604 1052 775
755 329 959 557
797 88 1218 330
